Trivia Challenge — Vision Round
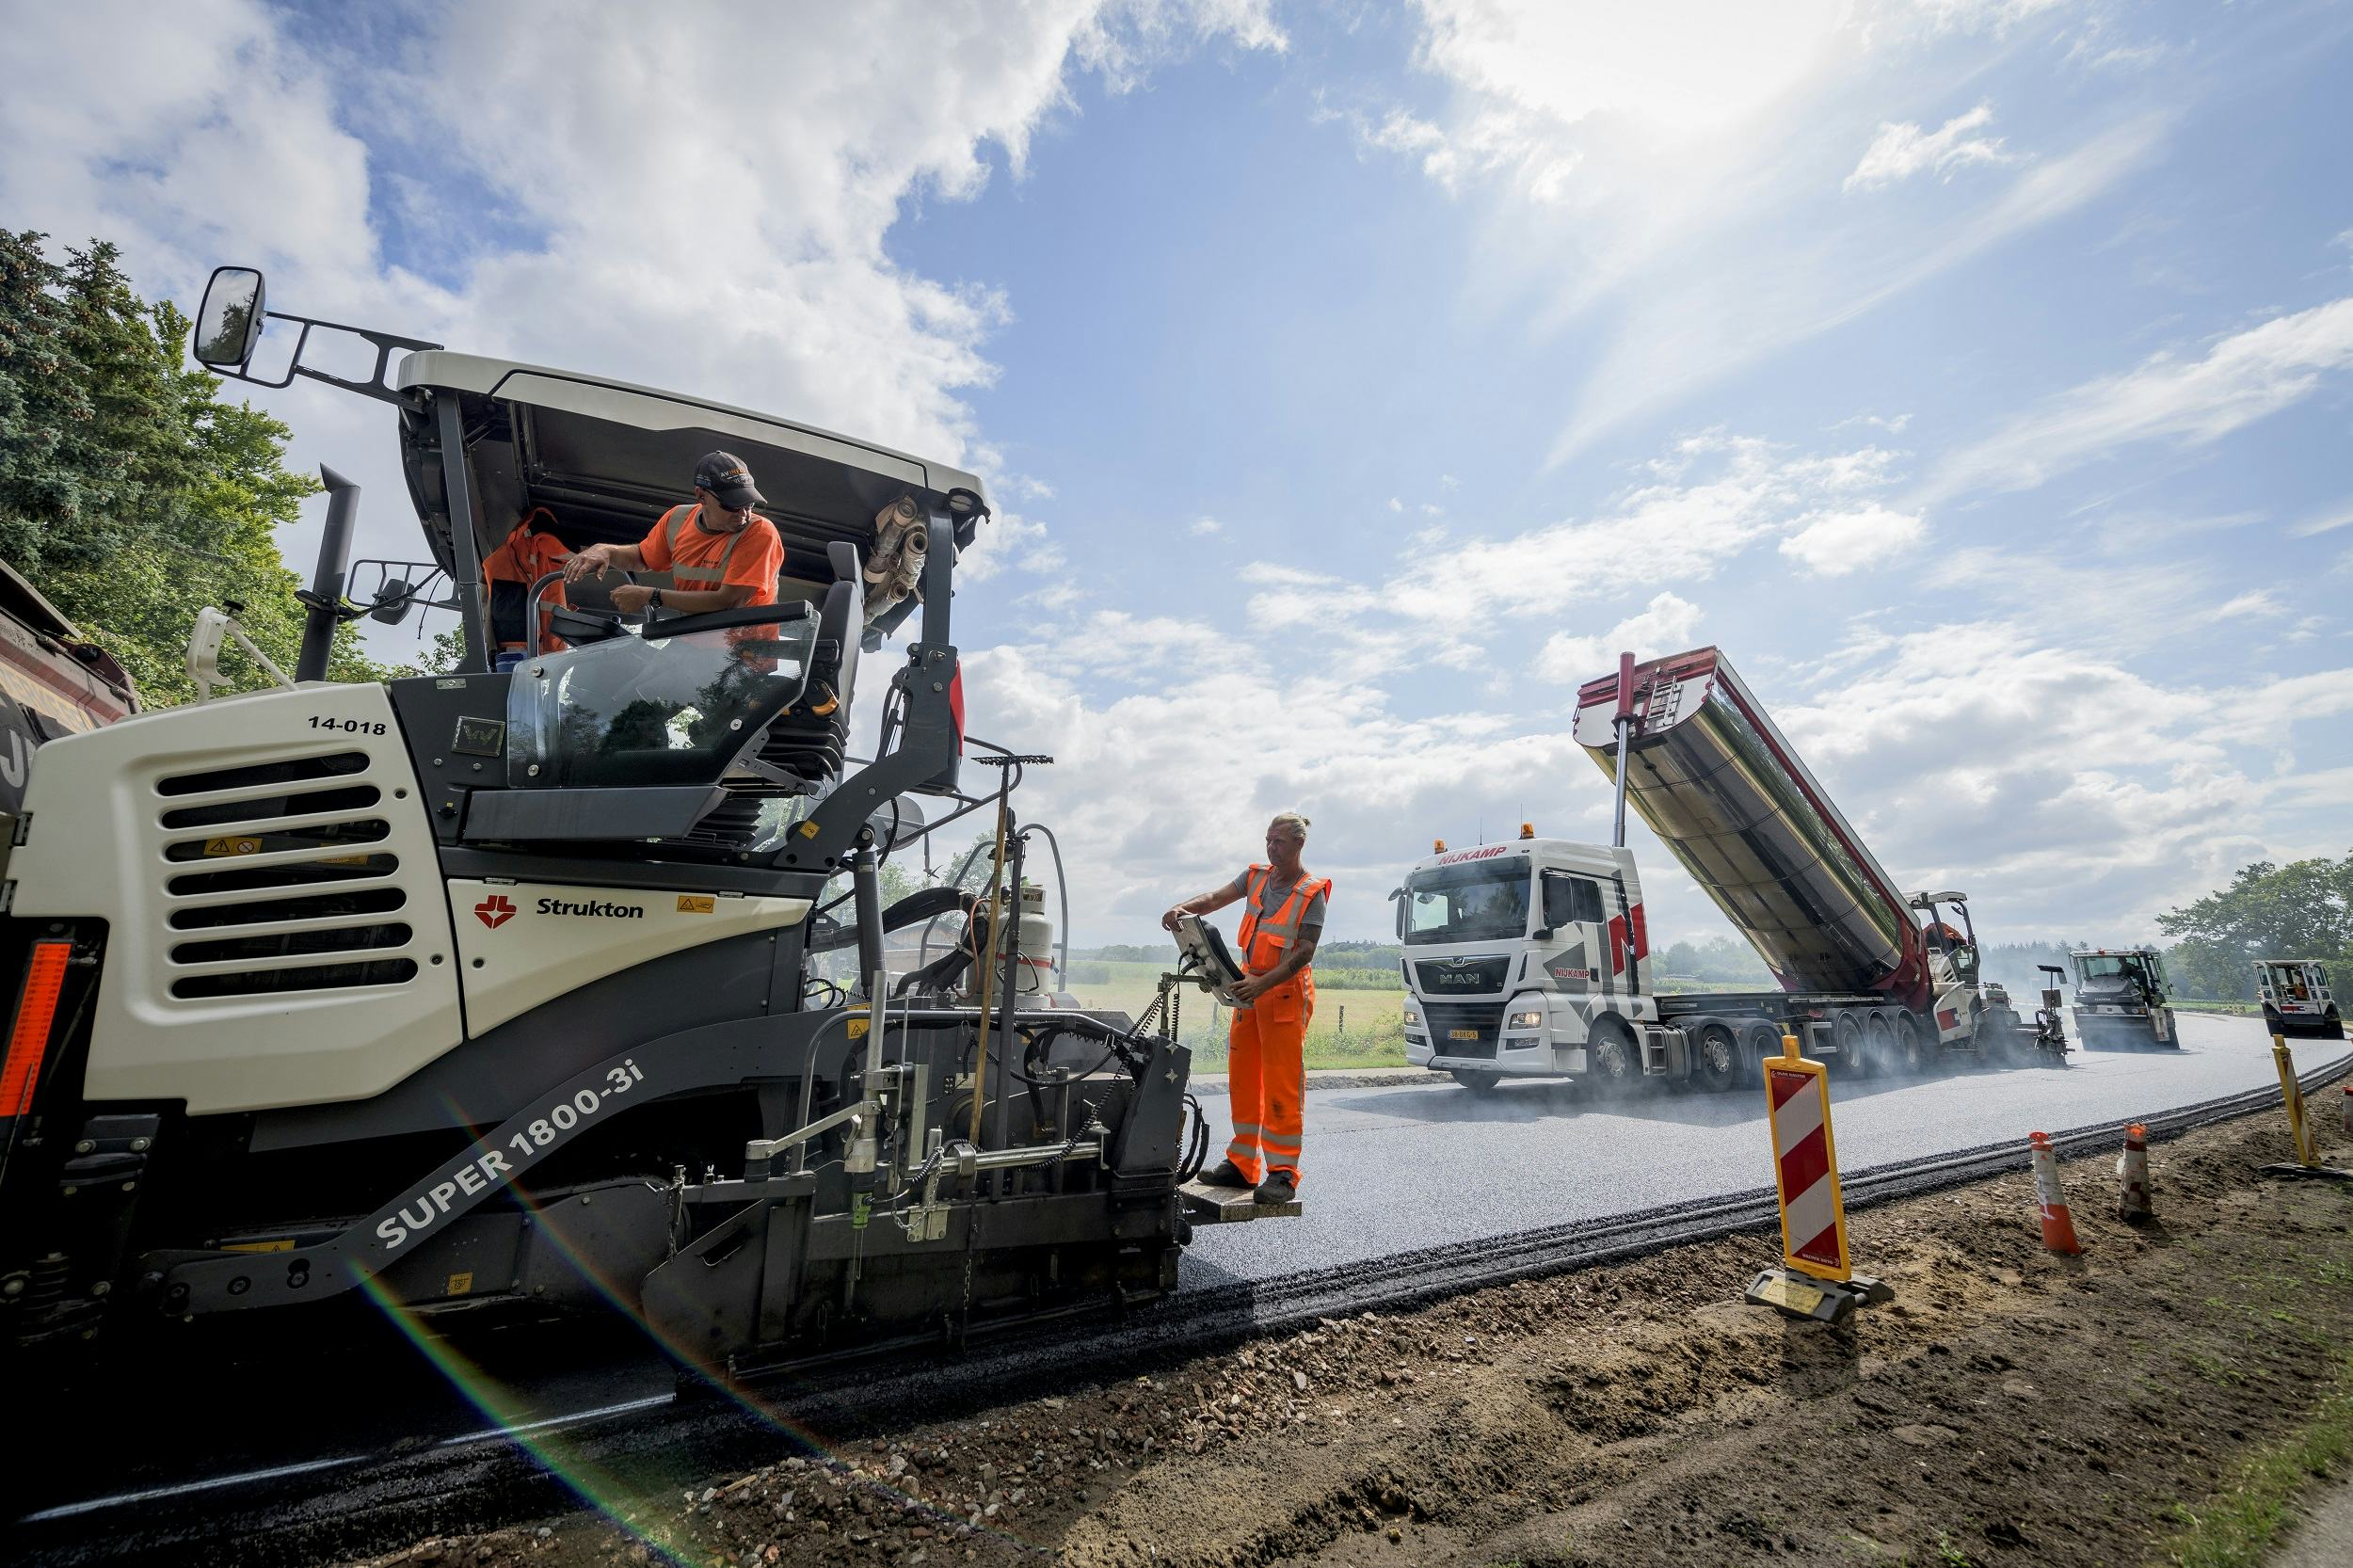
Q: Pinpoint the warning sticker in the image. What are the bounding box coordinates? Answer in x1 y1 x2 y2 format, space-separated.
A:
677 894 715 914
203 836 262 857
1751 1273 1824 1316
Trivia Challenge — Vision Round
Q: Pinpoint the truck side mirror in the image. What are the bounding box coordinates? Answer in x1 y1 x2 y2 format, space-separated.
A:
193 266 267 369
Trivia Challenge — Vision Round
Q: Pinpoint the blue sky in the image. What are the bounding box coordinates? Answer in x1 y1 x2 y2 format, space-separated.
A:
5 0 2350 949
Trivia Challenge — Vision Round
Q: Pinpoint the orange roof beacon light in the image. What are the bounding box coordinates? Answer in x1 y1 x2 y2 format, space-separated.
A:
1519 823 1535 840
1433 839 1447 853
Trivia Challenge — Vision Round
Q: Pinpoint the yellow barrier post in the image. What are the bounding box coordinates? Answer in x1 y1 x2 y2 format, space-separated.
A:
2260 1034 2353 1183
1745 1032 1894 1323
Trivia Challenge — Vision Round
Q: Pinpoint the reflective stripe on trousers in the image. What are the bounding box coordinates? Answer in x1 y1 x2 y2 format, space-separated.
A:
1224 971 1312 1185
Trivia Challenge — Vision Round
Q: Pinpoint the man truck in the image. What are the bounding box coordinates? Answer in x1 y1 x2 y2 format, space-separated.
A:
1399 646 2064 1093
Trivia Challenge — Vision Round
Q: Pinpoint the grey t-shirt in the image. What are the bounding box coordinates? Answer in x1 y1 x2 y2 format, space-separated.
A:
1225 868 1326 936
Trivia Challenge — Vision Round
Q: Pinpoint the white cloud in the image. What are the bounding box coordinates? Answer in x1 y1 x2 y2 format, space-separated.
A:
1386 496 1404 512
1779 503 1928 575
1337 4 2162 462
1533 592 1704 682
960 509 1065 583
0 0 1284 599
2292 498 2353 537
1550 114 2164 462
1923 296 2353 501
2209 590 2285 621
1190 516 1224 536
1844 102 2014 192
1911 0 2073 38
1243 433 1906 667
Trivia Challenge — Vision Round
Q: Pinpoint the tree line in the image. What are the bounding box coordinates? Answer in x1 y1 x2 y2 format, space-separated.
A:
1 231 415 703
2157 852 2352 1000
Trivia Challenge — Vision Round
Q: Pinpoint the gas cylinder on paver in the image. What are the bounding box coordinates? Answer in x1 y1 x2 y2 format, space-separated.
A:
990 880 1056 996
1570 646 1929 1011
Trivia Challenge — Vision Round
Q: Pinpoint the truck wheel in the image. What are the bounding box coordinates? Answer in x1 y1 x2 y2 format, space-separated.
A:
1584 1027 1641 1098
1694 1024 1742 1093
1863 1012 1897 1077
1450 1070 1502 1094
1743 1021 1785 1070
1833 1011 1869 1076
1891 1012 1926 1076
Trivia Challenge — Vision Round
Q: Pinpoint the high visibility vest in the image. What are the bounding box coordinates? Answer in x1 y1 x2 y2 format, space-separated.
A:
483 507 571 650
657 504 756 590
1236 864 1332 977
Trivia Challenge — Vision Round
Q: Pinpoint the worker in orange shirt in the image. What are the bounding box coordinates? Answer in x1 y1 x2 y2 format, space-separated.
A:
1161 812 1329 1205
562 451 784 613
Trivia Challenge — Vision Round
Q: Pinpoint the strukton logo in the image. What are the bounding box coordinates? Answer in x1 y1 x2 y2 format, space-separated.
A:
536 897 646 919
474 894 517 930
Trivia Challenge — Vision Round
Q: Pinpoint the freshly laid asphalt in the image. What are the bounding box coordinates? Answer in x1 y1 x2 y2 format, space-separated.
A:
19 1011 2339 1540
1181 1011 2340 1284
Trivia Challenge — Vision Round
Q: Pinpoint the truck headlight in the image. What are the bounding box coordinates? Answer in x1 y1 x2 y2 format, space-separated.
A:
1507 1008 1544 1031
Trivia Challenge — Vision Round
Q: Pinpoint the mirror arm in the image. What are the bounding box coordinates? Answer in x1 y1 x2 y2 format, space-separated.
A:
214 312 440 412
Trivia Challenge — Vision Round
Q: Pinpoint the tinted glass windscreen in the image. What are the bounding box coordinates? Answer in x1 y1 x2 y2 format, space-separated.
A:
1401 861 1529 945
506 620 815 788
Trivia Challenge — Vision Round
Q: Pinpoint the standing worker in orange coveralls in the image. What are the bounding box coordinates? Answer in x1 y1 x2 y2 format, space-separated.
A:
1161 812 1330 1205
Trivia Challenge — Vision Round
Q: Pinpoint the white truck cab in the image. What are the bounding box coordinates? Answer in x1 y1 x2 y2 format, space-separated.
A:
1397 831 1661 1092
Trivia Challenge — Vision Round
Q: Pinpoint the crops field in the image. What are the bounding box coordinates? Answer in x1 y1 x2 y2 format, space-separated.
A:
1061 958 1784 1071
1063 959 1408 1071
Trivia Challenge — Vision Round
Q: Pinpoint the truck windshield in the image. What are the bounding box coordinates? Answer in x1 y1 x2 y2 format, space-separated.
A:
1400 861 1529 945
505 617 817 789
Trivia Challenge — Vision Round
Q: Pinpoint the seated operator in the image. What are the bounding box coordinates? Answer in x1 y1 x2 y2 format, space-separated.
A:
1160 811 1330 1206
562 451 785 614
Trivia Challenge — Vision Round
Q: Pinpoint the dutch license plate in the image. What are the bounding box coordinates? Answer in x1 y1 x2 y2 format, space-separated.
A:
1449 1028 1480 1041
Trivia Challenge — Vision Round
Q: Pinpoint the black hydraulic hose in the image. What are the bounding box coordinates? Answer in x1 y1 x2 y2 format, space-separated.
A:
1020 822 1071 993
1177 1092 1209 1182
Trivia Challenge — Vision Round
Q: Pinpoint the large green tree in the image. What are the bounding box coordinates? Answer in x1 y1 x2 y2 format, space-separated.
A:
2158 853 2353 999
0 231 408 705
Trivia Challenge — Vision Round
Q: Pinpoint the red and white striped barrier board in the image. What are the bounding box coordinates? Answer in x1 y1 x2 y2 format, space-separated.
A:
1765 1047 1849 1283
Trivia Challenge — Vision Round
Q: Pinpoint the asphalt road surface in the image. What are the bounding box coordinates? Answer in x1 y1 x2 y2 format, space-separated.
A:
20 1011 2337 1535
1182 1010 2337 1283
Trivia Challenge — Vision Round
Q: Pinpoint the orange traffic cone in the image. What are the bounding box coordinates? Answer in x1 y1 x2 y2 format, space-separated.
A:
2029 1131 2082 1254
2116 1123 2152 1224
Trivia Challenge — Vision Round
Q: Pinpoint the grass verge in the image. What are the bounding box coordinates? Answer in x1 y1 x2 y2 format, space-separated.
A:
2162 1350 2353 1568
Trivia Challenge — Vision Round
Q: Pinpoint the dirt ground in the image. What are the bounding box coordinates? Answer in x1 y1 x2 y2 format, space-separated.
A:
356 1109 2353 1568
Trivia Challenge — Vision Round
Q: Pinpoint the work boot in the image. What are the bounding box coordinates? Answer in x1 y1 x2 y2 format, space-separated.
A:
1254 1169 1297 1205
1205 1160 1251 1189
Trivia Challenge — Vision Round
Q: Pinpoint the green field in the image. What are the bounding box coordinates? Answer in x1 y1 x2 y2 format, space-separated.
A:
1064 959 1780 1072
1065 960 1409 1071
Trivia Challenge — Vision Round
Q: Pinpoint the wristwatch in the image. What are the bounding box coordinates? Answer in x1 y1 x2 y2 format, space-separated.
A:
645 588 664 612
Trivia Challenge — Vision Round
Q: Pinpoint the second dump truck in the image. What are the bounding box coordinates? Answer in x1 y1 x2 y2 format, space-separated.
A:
1400 647 2063 1092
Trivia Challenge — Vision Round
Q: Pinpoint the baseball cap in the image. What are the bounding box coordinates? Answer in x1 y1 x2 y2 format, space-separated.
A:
693 451 766 509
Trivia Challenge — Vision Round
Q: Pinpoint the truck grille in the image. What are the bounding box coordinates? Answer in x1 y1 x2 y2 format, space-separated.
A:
156 750 420 999
1422 1000 1505 1059
1415 956 1511 995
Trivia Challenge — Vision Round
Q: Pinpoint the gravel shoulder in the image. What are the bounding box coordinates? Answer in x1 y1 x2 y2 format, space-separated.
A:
344 1110 2353 1568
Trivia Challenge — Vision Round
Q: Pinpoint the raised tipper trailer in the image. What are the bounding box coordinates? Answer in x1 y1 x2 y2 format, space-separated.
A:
1398 647 2064 1093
